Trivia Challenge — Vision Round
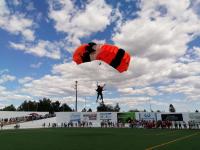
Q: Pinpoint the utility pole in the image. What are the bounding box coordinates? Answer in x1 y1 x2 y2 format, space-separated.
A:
75 81 78 112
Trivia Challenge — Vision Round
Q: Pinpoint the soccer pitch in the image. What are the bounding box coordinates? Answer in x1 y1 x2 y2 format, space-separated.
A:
0 128 199 150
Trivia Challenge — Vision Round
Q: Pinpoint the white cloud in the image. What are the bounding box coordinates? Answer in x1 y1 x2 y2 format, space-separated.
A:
118 86 158 96
17 61 120 99
18 51 200 102
0 85 31 102
9 56 200 111
110 0 200 103
22 29 35 41
0 0 35 41
0 69 9 75
0 103 6 109
26 2 35 11
103 96 149 106
92 39 106 44
188 0 200 18
10 40 62 59
113 0 200 61
30 62 43 68
18 77 33 84
12 0 21 6
48 0 113 51
0 74 16 84
20 73 96 98
159 75 200 101
0 0 9 15
193 46 200 57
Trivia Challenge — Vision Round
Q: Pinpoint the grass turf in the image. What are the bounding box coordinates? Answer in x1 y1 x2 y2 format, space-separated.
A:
0 128 200 150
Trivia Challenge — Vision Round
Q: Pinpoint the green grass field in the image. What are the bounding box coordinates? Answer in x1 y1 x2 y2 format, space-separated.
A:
0 128 199 150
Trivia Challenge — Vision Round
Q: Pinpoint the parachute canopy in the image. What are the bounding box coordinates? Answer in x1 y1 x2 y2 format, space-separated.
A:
73 42 131 73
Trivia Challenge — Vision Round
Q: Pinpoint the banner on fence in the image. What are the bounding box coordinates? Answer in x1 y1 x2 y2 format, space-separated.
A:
82 113 97 121
117 112 135 123
99 112 112 120
70 113 81 122
139 112 157 121
189 113 200 122
161 113 183 121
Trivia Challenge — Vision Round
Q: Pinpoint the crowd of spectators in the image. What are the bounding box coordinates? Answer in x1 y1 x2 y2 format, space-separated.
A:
128 119 200 129
100 121 116 128
43 121 94 128
43 119 200 129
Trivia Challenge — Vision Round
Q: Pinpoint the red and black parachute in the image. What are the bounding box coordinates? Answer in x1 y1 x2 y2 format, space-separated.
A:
73 42 131 73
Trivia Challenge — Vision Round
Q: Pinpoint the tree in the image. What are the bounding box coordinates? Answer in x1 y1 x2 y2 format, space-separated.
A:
97 103 114 112
37 98 52 112
17 100 38 111
3 105 16 111
81 108 87 112
1 98 73 112
114 103 120 112
169 104 176 112
60 103 72 112
17 100 28 111
129 109 140 112
51 101 61 112
87 108 92 112
28 101 38 111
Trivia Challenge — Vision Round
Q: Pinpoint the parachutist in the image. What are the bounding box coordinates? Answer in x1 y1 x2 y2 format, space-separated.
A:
96 83 106 103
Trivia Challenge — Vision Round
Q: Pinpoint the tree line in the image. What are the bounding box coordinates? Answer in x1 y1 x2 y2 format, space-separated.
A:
0 98 73 113
0 98 121 113
3 100 195 113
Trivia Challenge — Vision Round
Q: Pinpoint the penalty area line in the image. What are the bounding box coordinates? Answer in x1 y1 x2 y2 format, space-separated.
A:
145 132 199 150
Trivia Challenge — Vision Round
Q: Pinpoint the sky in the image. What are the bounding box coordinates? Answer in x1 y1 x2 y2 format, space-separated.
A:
1 0 200 112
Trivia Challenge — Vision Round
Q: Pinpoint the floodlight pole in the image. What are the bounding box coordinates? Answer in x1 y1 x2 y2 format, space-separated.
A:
85 97 86 110
75 81 78 112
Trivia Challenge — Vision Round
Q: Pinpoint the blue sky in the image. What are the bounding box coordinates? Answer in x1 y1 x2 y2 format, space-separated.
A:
1 0 200 112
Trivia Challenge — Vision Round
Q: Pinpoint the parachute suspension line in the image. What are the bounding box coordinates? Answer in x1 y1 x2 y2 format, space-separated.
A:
96 61 101 85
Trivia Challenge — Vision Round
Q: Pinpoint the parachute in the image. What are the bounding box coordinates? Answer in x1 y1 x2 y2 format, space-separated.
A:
73 42 131 73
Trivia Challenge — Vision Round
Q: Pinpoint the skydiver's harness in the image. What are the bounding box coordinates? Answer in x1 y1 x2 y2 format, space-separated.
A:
81 42 125 69
96 86 103 93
